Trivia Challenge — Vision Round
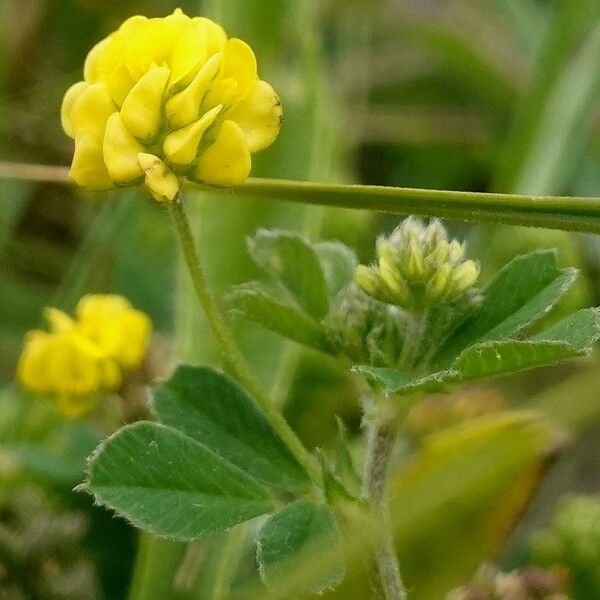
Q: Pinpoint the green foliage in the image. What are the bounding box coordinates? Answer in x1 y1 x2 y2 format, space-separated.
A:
0 388 99 486
86 421 276 540
152 365 310 493
328 411 557 600
235 238 599 399
0 484 99 599
530 495 600 600
357 308 600 397
247 229 330 319
434 250 577 365
314 242 358 298
231 283 330 352
257 500 345 595
231 230 357 353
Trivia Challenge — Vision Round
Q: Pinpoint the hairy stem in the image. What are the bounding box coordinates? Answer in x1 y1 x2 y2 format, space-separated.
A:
168 198 322 488
363 419 407 600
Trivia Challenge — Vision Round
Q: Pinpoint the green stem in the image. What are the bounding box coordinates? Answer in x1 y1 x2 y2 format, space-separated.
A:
6 159 600 233
168 197 322 488
128 533 186 600
362 418 406 600
187 177 600 234
208 525 247 600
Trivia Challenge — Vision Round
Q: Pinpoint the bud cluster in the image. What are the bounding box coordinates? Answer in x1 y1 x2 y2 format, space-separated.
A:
355 218 479 310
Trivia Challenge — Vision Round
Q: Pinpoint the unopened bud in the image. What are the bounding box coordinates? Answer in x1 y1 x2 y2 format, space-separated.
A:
355 265 384 300
451 260 479 295
403 238 426 282
426 263 452 302
429 239 450 268
448 240 464 263
424 218 447 247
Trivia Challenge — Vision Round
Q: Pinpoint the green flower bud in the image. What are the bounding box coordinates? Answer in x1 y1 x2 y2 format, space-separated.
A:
424 218 447 248
426 262 452 303
403 238 427 282
355 265 385 301
378 243 413 307
355 218 479 311
448 239 465 263
451 260 480 295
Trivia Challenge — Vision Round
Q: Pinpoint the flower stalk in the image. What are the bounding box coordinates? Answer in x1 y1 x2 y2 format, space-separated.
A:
362 417 407 600
5 159 600 234
168 197 323 488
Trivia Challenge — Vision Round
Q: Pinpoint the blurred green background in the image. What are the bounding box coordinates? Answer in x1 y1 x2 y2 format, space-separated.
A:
1 1 600 598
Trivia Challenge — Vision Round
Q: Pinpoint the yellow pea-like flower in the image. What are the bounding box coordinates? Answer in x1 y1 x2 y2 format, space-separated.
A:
61 9 283 202
194 120 251 187
74 294 152 369
17 295 152 418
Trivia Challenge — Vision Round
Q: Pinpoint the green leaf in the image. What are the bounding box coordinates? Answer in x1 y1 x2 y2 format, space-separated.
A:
434 251 577 365
531 307 600 349
353 365 457 397
314 241 357 298
257 500 345 595
455 339 588 380
333 417 361 496
153 365 311 494
86 422 275 540
230 284 330 352
357 308 600 395
247 229 329 319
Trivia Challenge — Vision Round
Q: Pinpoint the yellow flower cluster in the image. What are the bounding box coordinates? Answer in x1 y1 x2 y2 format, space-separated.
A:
61 9 282 201
18 295 151 418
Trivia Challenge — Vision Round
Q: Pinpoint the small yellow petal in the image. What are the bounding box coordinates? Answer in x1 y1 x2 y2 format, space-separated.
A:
227 80 282 152
126 12 189 81
44 308 74 333
223 38 257 99
103 113 146 184
165 53 221 129
201 77 238 112
100 359 122 391
163 105 222 166
69 135 114 190
138 153 180 202
193 120 251 187
169 19 208 87
17 331 53 393
61 81 88 138
120 65 170 142
69 82 115 139
196 17 227 56
76 294 152 367
83 36 115 82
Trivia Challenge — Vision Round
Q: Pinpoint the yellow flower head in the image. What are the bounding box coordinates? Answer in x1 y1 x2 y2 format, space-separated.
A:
75 294 152 369
17 295 151 418
61 9 282 201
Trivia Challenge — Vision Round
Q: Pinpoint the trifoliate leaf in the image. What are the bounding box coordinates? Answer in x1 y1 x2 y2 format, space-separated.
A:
247 229 330 319
257 500 345 595
86 422 275 540
152 365 311 494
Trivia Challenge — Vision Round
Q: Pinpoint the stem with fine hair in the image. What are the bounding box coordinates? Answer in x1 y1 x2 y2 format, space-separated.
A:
362 417 407 600
168 196 322 488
